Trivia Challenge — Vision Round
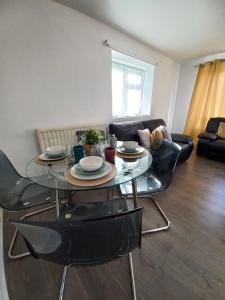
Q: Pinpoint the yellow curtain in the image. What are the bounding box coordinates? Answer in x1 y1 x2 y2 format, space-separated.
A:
184 60 225 142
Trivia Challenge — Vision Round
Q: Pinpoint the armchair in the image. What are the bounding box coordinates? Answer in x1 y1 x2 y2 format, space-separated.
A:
197 117 225 162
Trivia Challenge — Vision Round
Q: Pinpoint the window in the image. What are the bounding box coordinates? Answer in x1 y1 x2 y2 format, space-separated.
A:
112 50 154 118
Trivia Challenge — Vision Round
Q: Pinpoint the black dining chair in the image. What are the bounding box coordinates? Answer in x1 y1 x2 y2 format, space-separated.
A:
119 140 181 235
11 198 143 300
0 149 56 259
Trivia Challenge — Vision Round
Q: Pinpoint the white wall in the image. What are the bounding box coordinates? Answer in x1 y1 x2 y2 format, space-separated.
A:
0 0 179 174
172 51 225 133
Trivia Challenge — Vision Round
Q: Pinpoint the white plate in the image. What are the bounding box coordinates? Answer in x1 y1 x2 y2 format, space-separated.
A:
70 161 112 180
116 146 145 155
75 161 106 175
38 152 69 161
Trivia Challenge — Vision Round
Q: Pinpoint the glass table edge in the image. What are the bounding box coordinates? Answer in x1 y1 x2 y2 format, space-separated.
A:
25 152 152 191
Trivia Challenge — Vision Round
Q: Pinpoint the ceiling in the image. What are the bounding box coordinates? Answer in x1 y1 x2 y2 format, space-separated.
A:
54 0 225 62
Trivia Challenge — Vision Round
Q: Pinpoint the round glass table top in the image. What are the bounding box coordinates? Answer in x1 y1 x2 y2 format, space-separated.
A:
26 152 152 191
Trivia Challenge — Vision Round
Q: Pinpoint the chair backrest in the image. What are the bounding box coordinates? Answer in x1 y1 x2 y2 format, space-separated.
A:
0 150 23 210
206 117 225 133
11 208 143 266
149 140 181 192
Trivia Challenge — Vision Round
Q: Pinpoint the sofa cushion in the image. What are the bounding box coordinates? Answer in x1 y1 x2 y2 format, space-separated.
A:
160 126 172 141
206 117 225 133
137 129 151 148
151 127 164 149
108 121 144 142
142 119 166 132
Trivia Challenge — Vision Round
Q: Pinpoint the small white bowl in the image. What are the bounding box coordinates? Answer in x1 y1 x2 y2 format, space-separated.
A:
122 141 138 152
46 146 66 157
79 156 103 172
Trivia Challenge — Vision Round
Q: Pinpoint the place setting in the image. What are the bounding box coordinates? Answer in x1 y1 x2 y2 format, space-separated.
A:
34 135 148 187
65 156 117 187
116 141 147 159
36 146 71 165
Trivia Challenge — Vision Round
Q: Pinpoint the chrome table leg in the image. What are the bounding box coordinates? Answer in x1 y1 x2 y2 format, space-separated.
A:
131 179 138 208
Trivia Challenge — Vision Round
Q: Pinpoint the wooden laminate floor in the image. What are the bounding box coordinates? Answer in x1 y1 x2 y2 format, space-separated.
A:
3 152 225 300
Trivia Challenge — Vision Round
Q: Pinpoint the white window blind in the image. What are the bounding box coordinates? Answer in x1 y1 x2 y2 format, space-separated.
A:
112 51 154 119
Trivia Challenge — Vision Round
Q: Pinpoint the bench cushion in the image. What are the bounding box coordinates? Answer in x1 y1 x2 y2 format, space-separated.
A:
108 121 144 143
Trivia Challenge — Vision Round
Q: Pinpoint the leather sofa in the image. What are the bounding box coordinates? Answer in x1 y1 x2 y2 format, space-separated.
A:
197 117 225 162
109 119 194 164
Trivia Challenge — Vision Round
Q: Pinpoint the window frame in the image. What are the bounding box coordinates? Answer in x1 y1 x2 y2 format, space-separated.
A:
111 51 154 120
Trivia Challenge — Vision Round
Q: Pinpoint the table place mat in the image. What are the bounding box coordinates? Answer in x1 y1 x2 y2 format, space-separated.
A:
65 165 117 187
35 156 70 165
115 149 148 159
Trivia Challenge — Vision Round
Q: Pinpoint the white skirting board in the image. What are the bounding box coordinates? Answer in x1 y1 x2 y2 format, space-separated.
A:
0 209 9 300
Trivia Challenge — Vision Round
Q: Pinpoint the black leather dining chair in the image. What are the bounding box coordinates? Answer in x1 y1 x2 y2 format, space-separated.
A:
0 149 56 259
119 140 181 235
11 198 143 300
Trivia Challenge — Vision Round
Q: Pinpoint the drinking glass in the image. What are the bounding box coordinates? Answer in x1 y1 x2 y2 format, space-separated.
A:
73 145 84 163
108 134 117 149
104 147 116 163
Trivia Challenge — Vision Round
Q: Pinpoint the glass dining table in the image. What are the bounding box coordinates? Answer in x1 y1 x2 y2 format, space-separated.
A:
26 151 152 217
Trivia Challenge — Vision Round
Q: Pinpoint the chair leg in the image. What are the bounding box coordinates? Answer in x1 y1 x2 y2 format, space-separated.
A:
59 266 69 300
58 257 136 300
139 195 170 235
8 204 56 260
128 252 137 300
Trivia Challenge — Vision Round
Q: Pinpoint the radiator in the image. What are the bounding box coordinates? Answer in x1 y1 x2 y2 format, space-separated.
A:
36 124 106 153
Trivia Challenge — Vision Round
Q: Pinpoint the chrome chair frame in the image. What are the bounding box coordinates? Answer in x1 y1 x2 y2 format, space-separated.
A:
58 252 137 300
126 193 170 235
120 141 181 236
8 204 56 259
0 149 61 260
115 184 170 235
8 189 63 260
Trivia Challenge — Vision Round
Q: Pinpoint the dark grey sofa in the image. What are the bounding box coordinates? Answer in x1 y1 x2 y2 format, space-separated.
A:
109 119 194 164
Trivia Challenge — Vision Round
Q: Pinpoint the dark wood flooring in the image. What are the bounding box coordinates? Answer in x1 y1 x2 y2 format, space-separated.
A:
3 152 225 300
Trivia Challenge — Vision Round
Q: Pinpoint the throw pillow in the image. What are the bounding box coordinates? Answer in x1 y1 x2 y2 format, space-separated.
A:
137 128 151 148
151 127 164 149
150 125 172 149
217 122 225 139
160 125 172 141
